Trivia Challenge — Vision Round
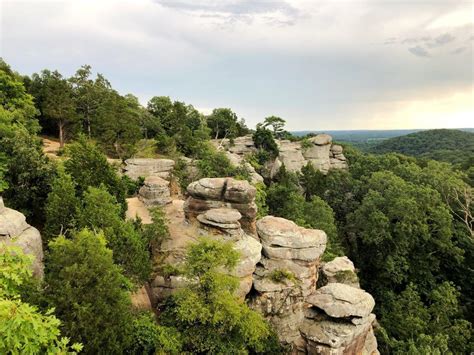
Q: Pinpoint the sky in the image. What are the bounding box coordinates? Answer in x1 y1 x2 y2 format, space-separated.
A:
1 0 473 131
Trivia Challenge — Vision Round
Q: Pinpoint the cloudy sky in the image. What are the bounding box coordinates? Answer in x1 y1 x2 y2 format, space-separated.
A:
1 0 472 130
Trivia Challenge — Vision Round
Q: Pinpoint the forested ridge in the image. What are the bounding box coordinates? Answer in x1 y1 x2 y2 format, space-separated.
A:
369 129 474 171
1 59 473 354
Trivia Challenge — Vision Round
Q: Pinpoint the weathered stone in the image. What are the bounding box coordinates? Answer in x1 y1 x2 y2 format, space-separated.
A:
233 235 262 277
224 179 256 203
138 176 171 206
330 144 343 154
278 141 307 172
187 178 226 200
263 244 325 261
306 283 375 318
257 216 327 249
124 158 175 180
199 207 241 224
309 134 332 146
322 256 360 287
301 314 374 351
0 201 44 278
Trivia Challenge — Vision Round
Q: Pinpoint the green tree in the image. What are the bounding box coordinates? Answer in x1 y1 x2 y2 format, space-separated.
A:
44 229 133 354
64 136 127 210
44 166 80 241
206 108 240 140
0 244 82 354
262 116 286 139
78 186 151 283
253 125 279 160
160 237 277 353
70 65 110 137
33 70 77 147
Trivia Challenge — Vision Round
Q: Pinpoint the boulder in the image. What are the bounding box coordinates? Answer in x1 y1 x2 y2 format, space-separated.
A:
309 134 332 146
330 144 343 154
124 158 175 180
138 176 171 206
224 179 256 203
322 256 359 287
257 216 327 249
306 283 375 318
0 198 44 278
187 178 226 200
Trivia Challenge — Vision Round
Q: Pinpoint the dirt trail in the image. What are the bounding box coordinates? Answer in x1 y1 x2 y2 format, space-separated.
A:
42 137 61 159
126 197 152 224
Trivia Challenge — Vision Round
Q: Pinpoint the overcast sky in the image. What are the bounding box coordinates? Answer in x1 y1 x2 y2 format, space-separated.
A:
1 0 473 130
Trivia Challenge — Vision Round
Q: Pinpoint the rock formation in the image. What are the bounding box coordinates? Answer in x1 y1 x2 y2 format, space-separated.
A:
138 176 171 206
135 175 378 354
0 197 44 277
124 158 175 180
184 177 258 235
213 134 348 179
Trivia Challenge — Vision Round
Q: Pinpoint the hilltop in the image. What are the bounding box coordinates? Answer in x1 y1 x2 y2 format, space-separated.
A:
369 129 474 166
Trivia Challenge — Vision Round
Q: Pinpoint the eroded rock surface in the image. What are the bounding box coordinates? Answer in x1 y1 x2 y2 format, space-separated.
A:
0 197 44 277
124 158 175 180
138 176 171 206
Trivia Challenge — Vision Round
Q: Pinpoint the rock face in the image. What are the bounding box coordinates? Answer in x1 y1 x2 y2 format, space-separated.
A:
212 134 348 179
138 176 171 206
247 215 378 354
124 158 175 180
184 178 258 235
0 197 44 277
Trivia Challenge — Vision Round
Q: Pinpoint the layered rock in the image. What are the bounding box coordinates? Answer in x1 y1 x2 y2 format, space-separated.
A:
301 283 378 354
138 176 171 206
247 215 378 354
184 178 258 235
0 197 44 277
250 216 327 348
124 158 175 180
212 134 348 179
321 256 360 288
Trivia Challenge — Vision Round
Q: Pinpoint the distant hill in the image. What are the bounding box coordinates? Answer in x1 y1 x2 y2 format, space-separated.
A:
369 129 474 167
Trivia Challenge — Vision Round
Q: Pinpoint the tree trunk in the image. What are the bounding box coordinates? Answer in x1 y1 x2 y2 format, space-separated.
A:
59 121 65 148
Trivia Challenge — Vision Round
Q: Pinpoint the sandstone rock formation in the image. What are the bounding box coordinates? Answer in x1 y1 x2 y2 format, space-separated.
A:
0 197 44 277
138 176 171 206
184 177 258 235
248 215 378 354
212 134 348 179
321 256 360 287
124 158 175 180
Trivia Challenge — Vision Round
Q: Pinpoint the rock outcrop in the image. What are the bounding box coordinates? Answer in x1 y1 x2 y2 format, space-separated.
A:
138 176 171 206
0 197 44 277
184 178 258 235
124 158 175 180
212 134 348 179
248 215 378 354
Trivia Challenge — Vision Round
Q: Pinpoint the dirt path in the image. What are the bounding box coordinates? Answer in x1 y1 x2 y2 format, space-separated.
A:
42 137 61 159
126 197 152 224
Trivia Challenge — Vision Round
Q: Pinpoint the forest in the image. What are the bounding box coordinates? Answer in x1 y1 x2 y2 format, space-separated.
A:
1 59 473 354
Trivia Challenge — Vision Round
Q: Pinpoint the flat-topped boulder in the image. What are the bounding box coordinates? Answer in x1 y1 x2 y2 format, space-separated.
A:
309 134 332 146
257 216 327 249
306 283 375 318
187 178 227 200
124 158 175 180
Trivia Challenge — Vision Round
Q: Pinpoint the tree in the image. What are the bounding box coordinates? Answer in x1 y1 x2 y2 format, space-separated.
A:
44 229 133 354
160 237 278 353
206 108 239 140
253 125 279 160
44 166 80 241
347 171 462 300
147 96 173 134
263 116 286 139
78 186 151 283
35 70 77 147
70 65 111 137
0 244 82 354
64 135 127 211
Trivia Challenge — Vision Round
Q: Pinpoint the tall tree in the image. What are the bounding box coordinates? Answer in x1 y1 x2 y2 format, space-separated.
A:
70 65 110 137
37 70 77 147
263 116 286 139
44 229 133 354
